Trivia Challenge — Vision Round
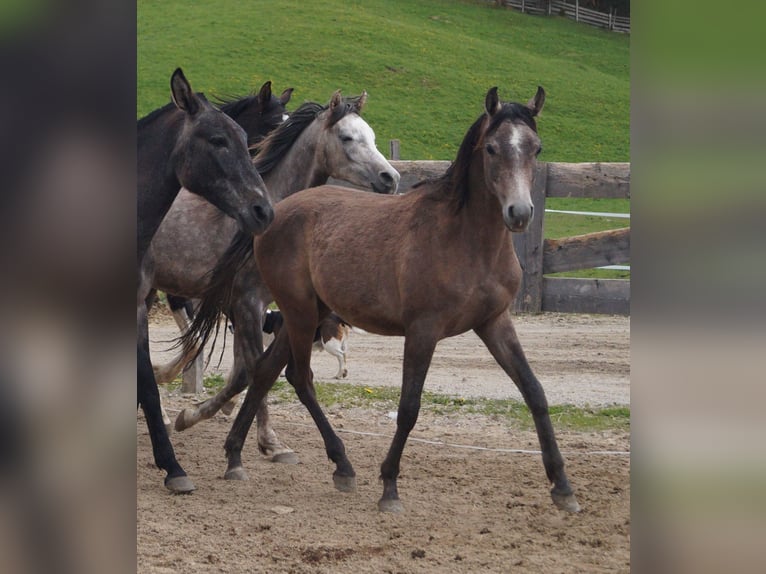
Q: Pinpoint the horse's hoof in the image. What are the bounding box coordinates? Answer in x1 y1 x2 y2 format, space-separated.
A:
332 474 357 493
174 410 192 432
551 491 581 513
378 498 404 513
165 475 195 493
270 451 299 465
224 466 249 481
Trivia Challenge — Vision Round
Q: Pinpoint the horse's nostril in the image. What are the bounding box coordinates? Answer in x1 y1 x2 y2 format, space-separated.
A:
252 203 273 224
380 171 394 185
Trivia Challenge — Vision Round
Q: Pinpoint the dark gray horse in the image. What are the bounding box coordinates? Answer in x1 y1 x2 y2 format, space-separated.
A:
147 90 400 463
137 68 273 492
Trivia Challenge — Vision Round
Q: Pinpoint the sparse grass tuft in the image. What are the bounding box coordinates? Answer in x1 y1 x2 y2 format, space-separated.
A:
260 379 629 432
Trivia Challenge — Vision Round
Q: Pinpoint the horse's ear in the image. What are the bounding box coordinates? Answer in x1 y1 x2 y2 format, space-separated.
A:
170 68 200 116
485 87 501 117
527 86 545 117
355 91 368 113
279 87 294 105
257 81 273 106
329 89 343 111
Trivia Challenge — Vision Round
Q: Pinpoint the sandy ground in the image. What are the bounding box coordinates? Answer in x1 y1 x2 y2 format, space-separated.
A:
148 310 630 407
138 311 630 573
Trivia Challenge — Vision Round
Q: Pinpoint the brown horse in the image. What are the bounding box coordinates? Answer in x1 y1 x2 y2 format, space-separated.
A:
187 86 580 513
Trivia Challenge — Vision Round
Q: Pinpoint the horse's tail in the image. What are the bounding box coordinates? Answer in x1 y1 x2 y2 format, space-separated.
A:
177 230 253 361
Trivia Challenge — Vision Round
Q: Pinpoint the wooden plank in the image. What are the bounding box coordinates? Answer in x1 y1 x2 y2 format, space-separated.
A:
390 160 451 192
542 277 630 315
513 163 548 313
546 162 630 199
543 227 630 274
389 161 630 198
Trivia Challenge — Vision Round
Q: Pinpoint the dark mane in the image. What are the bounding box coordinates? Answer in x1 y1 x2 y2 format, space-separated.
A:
251 95 364 176
417 102 538 210
213 93 258 117
137 101 176 130
137 92 214 130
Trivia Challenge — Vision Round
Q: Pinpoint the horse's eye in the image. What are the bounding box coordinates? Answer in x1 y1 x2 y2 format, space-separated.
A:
209 135 228 147
486 144 496 156
340 135 353 143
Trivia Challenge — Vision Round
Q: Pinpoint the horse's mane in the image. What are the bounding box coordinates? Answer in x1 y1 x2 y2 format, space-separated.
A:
213 93 259 117
137 92 214 129
415 102 538 210
251 95 364 176
137 101 176 130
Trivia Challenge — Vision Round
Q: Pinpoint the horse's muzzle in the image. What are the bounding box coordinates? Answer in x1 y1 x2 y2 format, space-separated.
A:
241 202 275 235
372 169 400 194
505 203 533 232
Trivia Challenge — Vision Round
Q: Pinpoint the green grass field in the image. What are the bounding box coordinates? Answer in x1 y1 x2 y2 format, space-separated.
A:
139 0 630 274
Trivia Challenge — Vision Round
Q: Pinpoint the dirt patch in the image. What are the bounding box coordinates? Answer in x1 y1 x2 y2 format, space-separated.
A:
139 313 630 572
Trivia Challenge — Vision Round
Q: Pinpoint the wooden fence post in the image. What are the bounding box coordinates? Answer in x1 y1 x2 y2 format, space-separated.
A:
181 353 204 394
389 139 400 160
513 162 548 313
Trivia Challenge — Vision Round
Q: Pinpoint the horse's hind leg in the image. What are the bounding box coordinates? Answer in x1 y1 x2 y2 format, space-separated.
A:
223 330 292 480
175 315 296 464
153 297 197 384
284 310 356 491
378 334 437 512
475 311 580 513
254 394 297 464
175 365 248 431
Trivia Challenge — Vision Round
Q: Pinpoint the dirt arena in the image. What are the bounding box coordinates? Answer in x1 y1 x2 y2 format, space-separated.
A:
138 312 630 573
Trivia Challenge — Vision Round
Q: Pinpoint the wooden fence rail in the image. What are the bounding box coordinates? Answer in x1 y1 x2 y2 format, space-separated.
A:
388 160 631 315
498 0 630 34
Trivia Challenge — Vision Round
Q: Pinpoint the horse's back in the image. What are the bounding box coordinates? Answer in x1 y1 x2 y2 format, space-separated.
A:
255 185 410 334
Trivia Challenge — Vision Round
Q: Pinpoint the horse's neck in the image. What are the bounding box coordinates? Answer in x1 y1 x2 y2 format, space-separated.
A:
262 123 328 201
459 159 516 255
137 132 181 262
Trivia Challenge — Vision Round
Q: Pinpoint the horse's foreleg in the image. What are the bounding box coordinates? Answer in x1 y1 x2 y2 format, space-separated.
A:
223 329 292 480
138 311 194 493
475 311 580 513
378 334 436 513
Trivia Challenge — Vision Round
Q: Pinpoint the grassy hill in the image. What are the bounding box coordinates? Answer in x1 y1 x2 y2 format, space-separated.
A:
138 0 629 163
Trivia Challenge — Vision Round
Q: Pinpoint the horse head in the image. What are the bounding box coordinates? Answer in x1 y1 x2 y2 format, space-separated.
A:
321 90 400 194
169 68 274 235
479 86 544 232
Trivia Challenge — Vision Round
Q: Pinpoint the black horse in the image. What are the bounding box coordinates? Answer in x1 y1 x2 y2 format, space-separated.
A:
137 68 273 492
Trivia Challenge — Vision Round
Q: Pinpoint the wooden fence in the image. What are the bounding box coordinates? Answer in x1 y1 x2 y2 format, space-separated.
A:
498 0 630 34
389 160 631 315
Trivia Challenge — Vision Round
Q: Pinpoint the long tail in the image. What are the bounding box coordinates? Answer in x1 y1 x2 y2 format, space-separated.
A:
177 230 253 362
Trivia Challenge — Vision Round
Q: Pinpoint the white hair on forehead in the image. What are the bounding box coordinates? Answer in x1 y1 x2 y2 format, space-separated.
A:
508 124 524 153
338 113 376 143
